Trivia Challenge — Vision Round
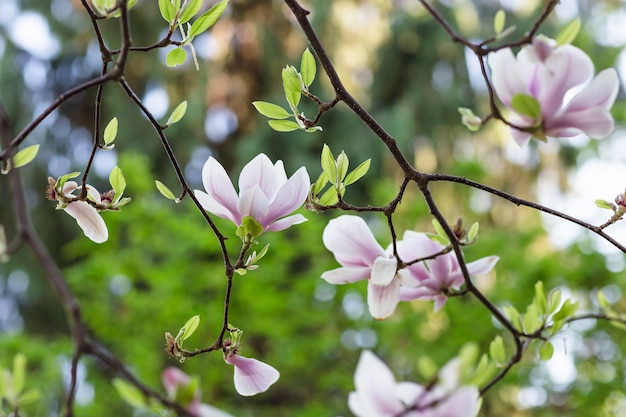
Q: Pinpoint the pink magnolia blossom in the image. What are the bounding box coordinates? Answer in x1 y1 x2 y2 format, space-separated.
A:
162 367 234 417
488 36 619 146
398 231 498 311
195 153 310 234
348 350 480 417
321 215 414 320
225 353 280 396
49 180 108 243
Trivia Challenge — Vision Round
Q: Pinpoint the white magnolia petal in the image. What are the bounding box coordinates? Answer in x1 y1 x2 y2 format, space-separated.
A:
396 382 424 408
564 68 619 112
265 214 308 232
63 201 108 243
237 186 269 223
367 279 400 320
161 367 190 397
201 157 240 221
197 404 236 417
351 351 405 416
322 266 371 284
547 107 614 139
432 294 449 312
239 153 282 198
371 256 397 286
195 190 239 223
322 215 385 268
466 256 499 276
225 355 279 396
430 387 480 417
265 166 310 224
488 48 524 106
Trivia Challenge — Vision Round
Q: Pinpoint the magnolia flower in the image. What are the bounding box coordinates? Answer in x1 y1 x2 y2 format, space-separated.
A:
398 231 498 311
162 367 234 417
47 178 108 243
488 35 619 146
195 153 310 235
348 350 480 417
224 353 280 396
321 215 414 320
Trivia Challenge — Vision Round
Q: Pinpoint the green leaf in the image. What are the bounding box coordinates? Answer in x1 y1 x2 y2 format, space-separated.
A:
511 94 541 120
595 199 615 210
344 158 371 186
113 378 147 408
187 0 228 40
534 281 547 315
300 48 316 87
539 341 554 361
155 180 176 200
305 126 323 133
458 107 482 132
467 222 479 242
319 186 339 206
109 166 126 201
179 0 203 24
103 117 118 145
320 144 337 184
282 66 302 109
312 172 328 195
336 152 349 183
17 388 40 406
180 315 200 342
12 145 40 169
268 119 300 132
552 299 579 322
493 9 506 34
158 0 176 23
252 101 291 119
548 289 562 315
556 19 581 45
597 289 611 310
57 172 81 190
166 101 188 126
431 219 449 244
236 216 263 240
489 335 506 365
166 48 187 67
503 305 522 331
12 353 26 396
523 304 541 333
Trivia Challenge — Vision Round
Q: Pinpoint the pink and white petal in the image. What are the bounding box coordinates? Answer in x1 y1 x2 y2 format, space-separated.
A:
348 391 380 417
352 351 405 416
367 279 400 320
546 107 615 139
84 184 102 204
426 253 453 284
488 49 525 106
61 181 79 196
64 201 108 243
237 186 269 221
560 68 619 113
431 387 480 417
466 256 499 276
201 157 240 219
371 256 397 286
399 287 435 302
432 294 449 312
239 154 282 198
398 269 420 288
197 404 235 417
510 128 533 147
161 367 190 397
321 266 371 284
265 166 310 223
398 231 444 260
265 214 308 232
396 382 424 408
225 355 279 397
323 216 385 268
195 190 239 223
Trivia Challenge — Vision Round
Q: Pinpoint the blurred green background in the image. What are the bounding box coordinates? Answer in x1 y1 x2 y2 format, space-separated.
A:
1 0 626 416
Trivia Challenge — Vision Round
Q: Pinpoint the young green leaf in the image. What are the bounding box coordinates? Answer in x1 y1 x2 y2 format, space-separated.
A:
431 219 449 244
458 107 482 132
179 0 203 24
511 94 541 120
539 341 554 361
113 378 147 408
166 101 188 126
344 158 371 186
523 303 541 333
547 289 562 315
597 289 611 310
281 66 301 109
312 172 328 195
493 9 506 34
103 117 118 145
300 48 316 87
109 166 126 200
336 152 349 183
268 119 300 132
155 180 176 200
158 0 176 23
16 388 40 406
489 335 506 365
252 101 291 119
166 48 187 67
320 144 337 184
12 145 40 169
503 305 522 331
180 315 200 342
556 19 581 46
552 299 579 321
319 186 339 206
595 199 615 211
305 126 323 133
12 353 26 396
534 281 547 315
467 222 479 242
187 0 228 40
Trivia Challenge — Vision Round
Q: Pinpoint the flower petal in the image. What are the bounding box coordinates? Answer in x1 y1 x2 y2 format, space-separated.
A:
195 190 238 224
225 355 279 396
265 214 308 232
200 157 240 223
322 266 371 284
265 166 310 224
488 48 525 107
197 404 236 417
237 186 269 223
367 279 400 320
63 201 108 243
239 154 283 199
161 367 190 398
371 256 397 286
323 216 385 268
466 255 499 276
350 351 405 416
563 68 619 112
